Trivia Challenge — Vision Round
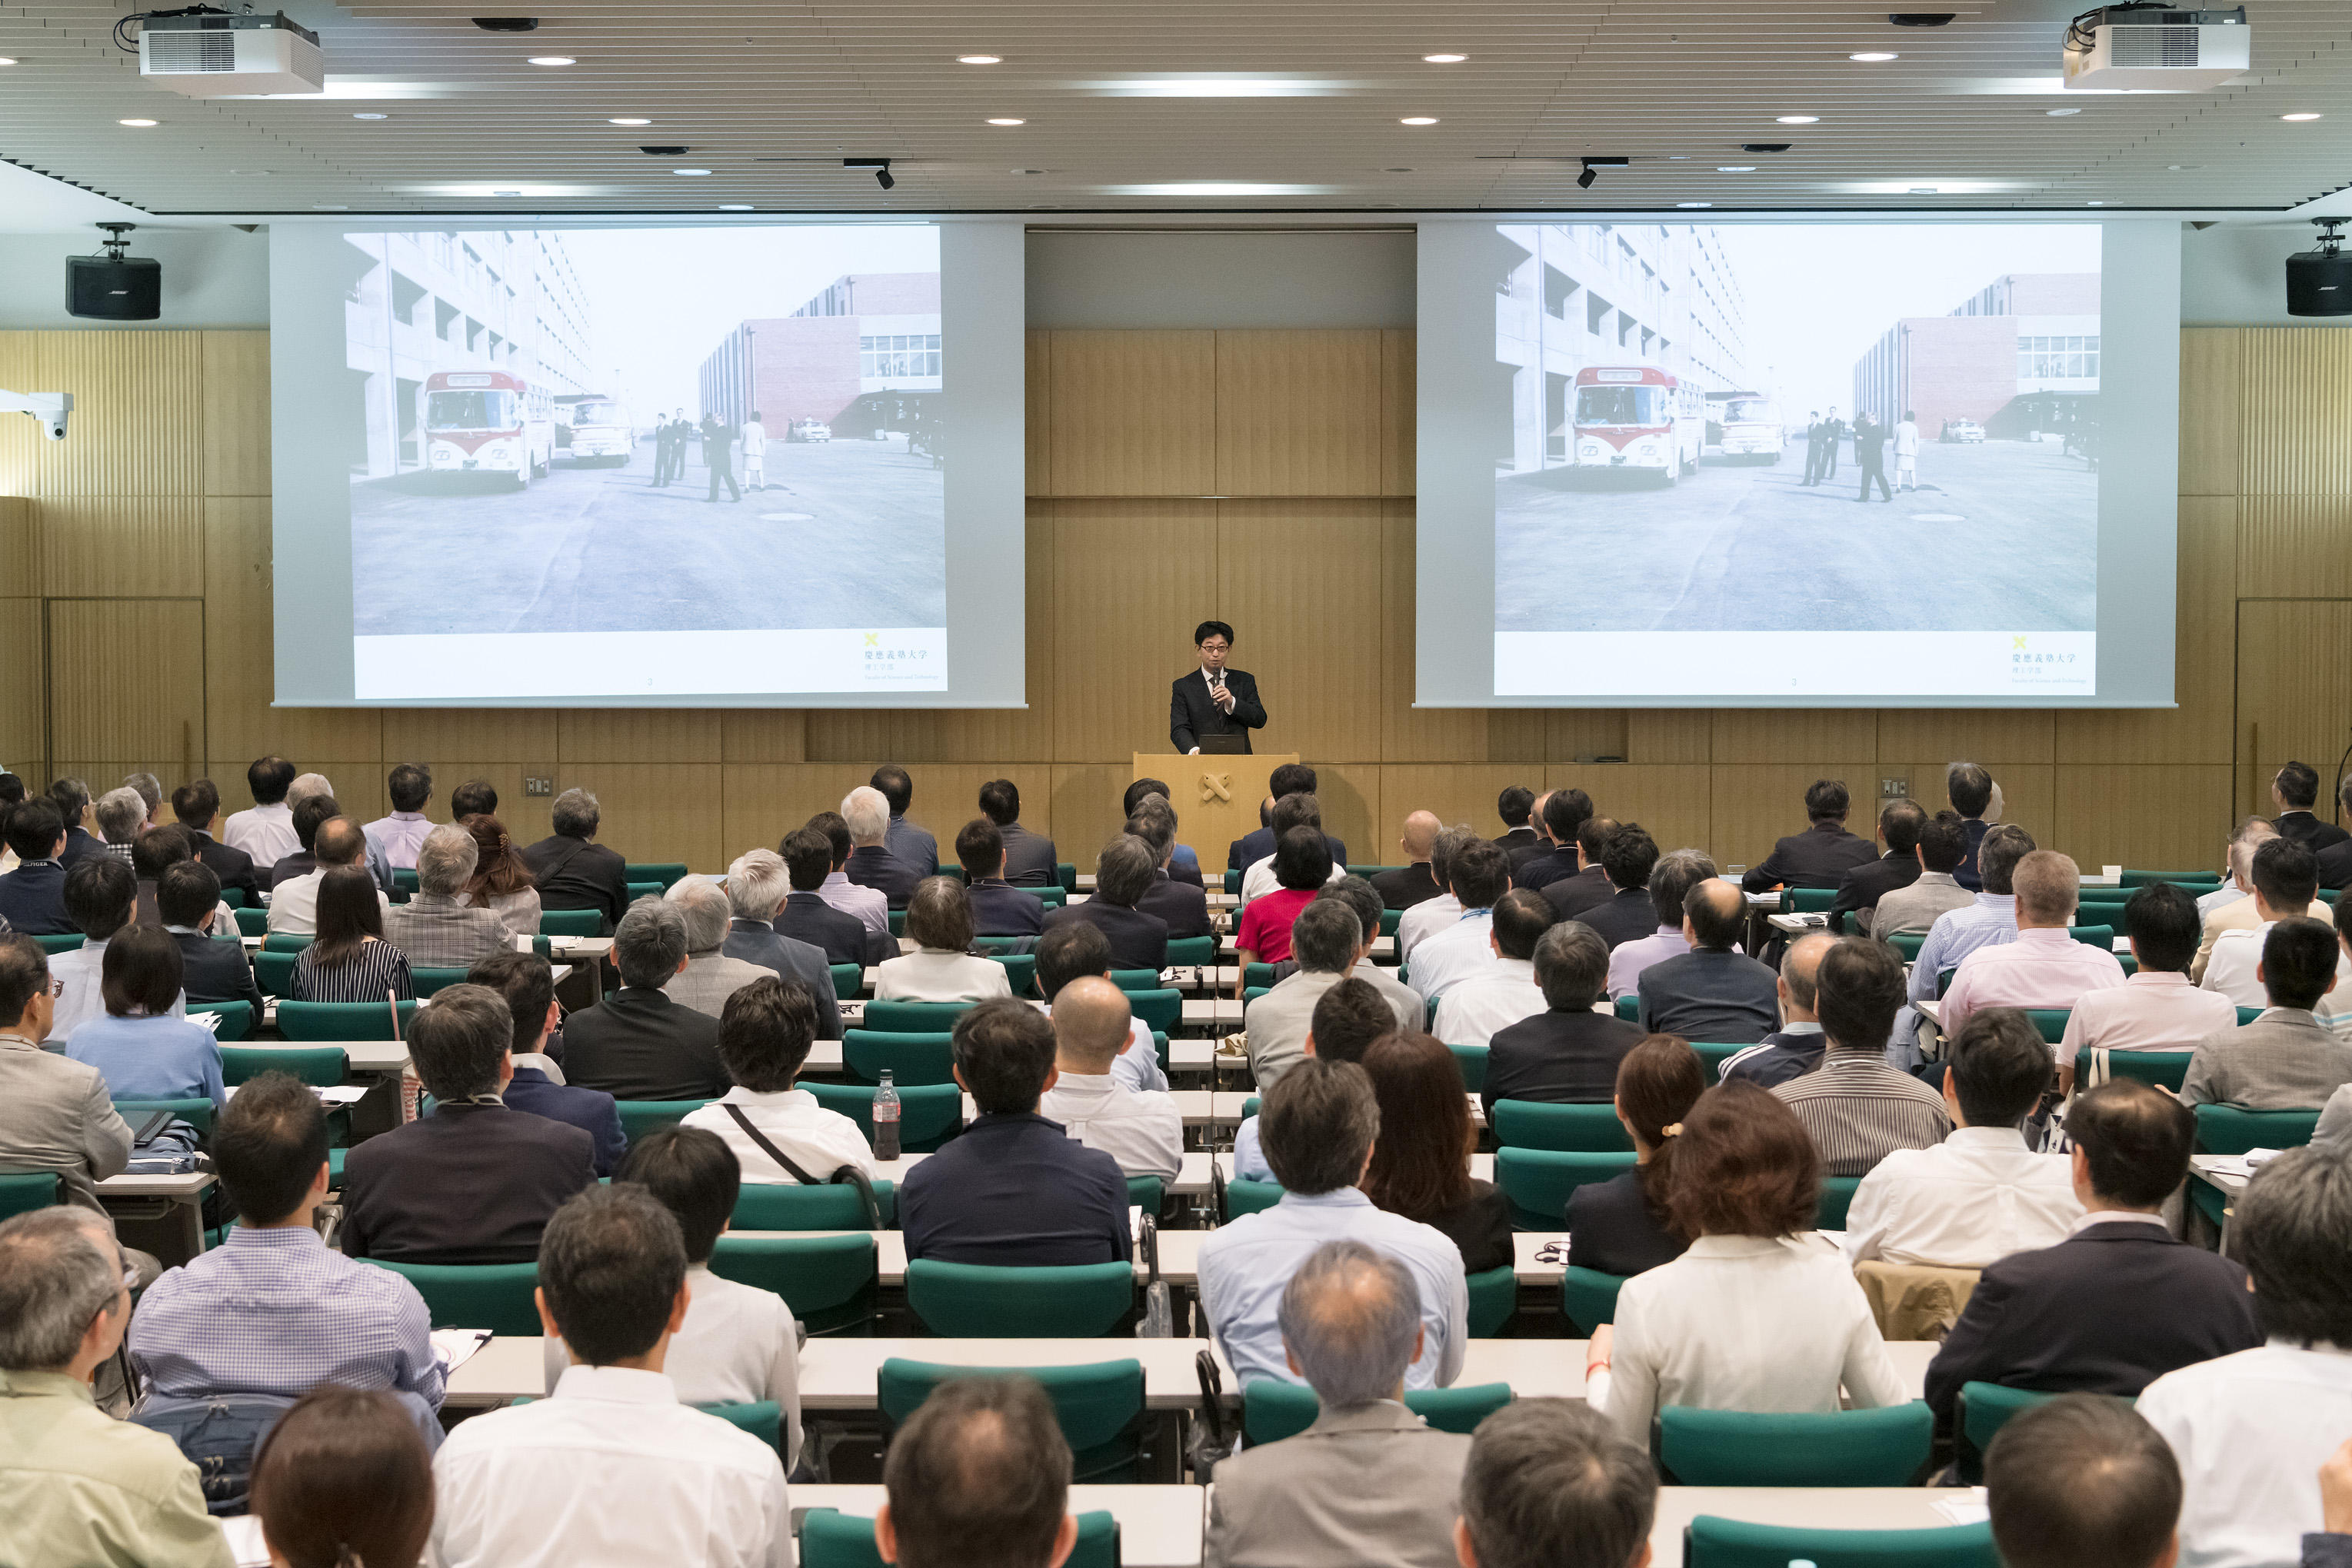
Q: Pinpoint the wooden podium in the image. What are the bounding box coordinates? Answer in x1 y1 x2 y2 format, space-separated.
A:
1134 752 1299 871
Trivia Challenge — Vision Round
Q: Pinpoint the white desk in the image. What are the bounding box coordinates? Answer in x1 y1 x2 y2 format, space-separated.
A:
731 1230 1572 1290
1207 1090 1483 1130
1649 1488 1979 1566
798 1040 1218 1080
1181 998 1244 1027
793 1486 1203 1568
98 1170 215 1264
2189 1153 2250 1194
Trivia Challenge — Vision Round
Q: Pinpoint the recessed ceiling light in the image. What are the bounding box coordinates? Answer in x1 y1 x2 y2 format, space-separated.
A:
2282 112 2323 122
526 55 574 66
312 204 348 211
118 118 157 127
1011 168 1047 175
353 112 388 119
609 117 651 125
718 203 753 211
1776 115 1820 124
1677 201 1713 208
492 189 524 196
1910 185 1940 193
1422 53 1467 63
673 167 711 175
2046 107 2081 115
986 117 1025 125
1401 115 1439 125
1383 166 1415 173
1717 165 1756 172
0 58 23 65
2087 199 2105 205
958 54 1001 64
1850 51 1899 62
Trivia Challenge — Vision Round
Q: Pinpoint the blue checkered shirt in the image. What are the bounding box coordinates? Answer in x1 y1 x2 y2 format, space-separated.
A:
126 1224 445 1408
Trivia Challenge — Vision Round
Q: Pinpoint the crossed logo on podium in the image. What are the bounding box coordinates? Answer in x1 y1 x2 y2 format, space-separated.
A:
1198 771 1234 805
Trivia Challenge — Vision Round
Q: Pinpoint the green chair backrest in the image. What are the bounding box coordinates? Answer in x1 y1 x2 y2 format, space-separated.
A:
1124 988 1181 1034
2066 924 2114 950
1562 1265 1626 1333
0 1171 62 1220
1658 1402 1934 1486
829 961 865 1003
1223 868 1243 897
803 1081 962 1151
1125 1174 1164 1217
1683 1516 1995 1568
1817 1174 1864 1230
1056 863 1079 894
1164 935 1218 967
861 1000 971 1034
614 1100 708 1144
1466 1264 1517 1337
187 1000 255 1042
708 1233 878 1334
1035 885 1067 910
262 932 315 953
1106 968 1162 993
2023 1009 2071 1046
539 907 604 937
903 1260 1135 1337
2237 1006 2263 1026
252 950 298 998
233 906 267 937
218 888 245 910
1380 907 1402 937
409 967 469 997
1614 994 1640 1022
1887 930 1927 963
1241 963 1278 992
1691 1042 1742 1084
114 1097 215 1138
358 1259 541 1335
2104 1050 2192 1094
1491 1100 1633 1153
222 1044 348 1087
984 952 1038 997
391 868 420 896
625 862 690 891
33 933 85 954
1224 1178 1285 1220
731 1180 897 1230
628 881 665 905
1956 1381 2065 1483
800 1507 1118 1568
1494 1147 1637 1228
879 1357 1143 1453
1448 1043 1489 1091
887 909 906 937
841 1030 956 1086
1241 1380 1514 1446
695 1400 782 1454
1784 888 1838 914
2195 1103 2320 1156
275 1000 419 1040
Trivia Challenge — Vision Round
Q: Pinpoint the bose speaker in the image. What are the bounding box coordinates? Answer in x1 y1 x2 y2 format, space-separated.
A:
66 255 163 321
2287 247 2352 318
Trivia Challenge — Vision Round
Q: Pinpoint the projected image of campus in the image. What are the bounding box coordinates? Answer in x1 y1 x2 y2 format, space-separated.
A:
1493 223 2100 641
341 225 944 639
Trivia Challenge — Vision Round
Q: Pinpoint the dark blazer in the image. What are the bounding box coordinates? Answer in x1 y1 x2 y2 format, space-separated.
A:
1230 827 1348 875
1370 861 1443 911
1512 847 1581 893
1166 845 1204 889
771 894 888 967
1042 900 1168 972
884 816 938 878
338 1102 597 1263
1923 1220 2263 1421
1954 817 1991 893
1406 1180 1514 1275
519 835 631 934
58 826 105 869
967 879 1048 938
843 844 922 909
1494 827 1544 868
1137 873 1212 940
1580 887 1663 950
268 851 318 891
502 1065 628 1177
717 920 844 1040
1170 667 1268 754
2275 810 2352 854
188 829 261 906
996 823 1061 887
1717 1029 1829 1090
1566 1169 1688 1278
171 930 266 1016
1830 851 1923 934
560 987 731 1102
0 861 73 934
1741 820 1881 893
1544 865 1616 920
1482 1010 1645 1121
1636 949 1781 1044
2321 836 2352 893
900 1112 1132 1266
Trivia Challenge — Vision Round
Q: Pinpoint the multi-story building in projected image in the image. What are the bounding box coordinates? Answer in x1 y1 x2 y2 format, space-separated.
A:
697 271 941 439
1495 222 1751 472
1851 271 2100 440
341 231 595 478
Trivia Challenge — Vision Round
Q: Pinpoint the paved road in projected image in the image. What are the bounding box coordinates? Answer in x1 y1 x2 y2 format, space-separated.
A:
1495 437 2097 634
351 435 945 636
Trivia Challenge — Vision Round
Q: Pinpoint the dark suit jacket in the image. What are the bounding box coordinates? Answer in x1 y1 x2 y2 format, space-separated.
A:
1717 1029 1828 1090
560 987 731 1102
1923 1220 2263 1420
1170 667 1268 754
1230 828 1347 875
1637 949 1781 1044
338 1102 597 1263
2275 810 2352 854
58 827 104 869
968 879 1048 937
1494 827 1544 868
188 830 260 906
1954 817 1991 893
503 1065 628 1177
0 861 72 934
1580 887 1662 950
1416 1181 1514 1275
1042 900 1168 971
520 835 631 934
844 844 922 909
717 920 844 1039
1566 1170 1687 1278
899 1113 1132 1266
1513 847 1581 892
1544 865 1615 920
1830 851 1922 934
172 930 266 1016
1741 821 1881 893
1482 1010 1645 1121
1371 861 1442 911
1167 845 1204 889
268 851 318 891
884 816 938 878
771 894 888 966
2322 836 2352 893
1137 873 1211 940
996 823 1061 887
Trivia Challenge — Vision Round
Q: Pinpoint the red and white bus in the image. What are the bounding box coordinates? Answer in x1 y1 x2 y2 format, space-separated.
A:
421 370 553 488
1571 365 1705 484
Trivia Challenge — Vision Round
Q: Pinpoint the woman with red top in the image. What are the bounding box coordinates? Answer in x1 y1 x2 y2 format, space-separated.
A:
1234 826 1331 984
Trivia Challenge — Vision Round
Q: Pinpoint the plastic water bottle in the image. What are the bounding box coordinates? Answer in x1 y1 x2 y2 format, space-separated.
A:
872 1069 901 1161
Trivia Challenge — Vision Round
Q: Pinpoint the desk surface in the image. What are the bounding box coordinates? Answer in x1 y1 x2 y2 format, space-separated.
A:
794 1486 1204 1568
731 1228 1573 1288
1649 1487 1980 1566
97 1170 216 1199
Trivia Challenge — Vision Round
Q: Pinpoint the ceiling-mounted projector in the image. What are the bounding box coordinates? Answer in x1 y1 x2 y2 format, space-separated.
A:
136 9 324 97
2062 5 2249 91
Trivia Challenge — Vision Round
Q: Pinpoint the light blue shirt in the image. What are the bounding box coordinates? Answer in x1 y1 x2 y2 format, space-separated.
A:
1902 891 2018 1054
1111 1019 1169 1094
1233 1117 1271 1181
1197 1187 1468 1391
64 1014 226 1108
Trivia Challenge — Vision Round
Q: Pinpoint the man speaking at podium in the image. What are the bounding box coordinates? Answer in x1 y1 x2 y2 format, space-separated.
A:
1170 620 1267 755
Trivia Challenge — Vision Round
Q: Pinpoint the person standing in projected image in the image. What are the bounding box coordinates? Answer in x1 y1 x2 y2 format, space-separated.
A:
1801 409 1827 487
1854 411 1892 503
651 409 678 488
740 411 768 491
703 414 741 504
1894 408 1921 492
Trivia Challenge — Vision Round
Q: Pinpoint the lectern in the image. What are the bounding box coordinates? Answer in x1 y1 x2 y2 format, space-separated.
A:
1132 751 1301 874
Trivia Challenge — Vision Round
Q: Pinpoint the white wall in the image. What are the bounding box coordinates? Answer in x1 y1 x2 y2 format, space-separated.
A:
1025 228 1414 328
2180 221 2351 327
0 228 268 328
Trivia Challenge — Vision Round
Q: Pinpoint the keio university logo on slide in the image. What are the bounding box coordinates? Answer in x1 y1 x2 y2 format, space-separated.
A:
861 630 943 684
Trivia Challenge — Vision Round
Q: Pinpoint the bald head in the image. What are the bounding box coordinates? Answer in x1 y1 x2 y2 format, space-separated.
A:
313 817 367 868
1277 1240 1421 1407
1399 811 1441 862
1051 974 1133 1074
1780 930 1835 1020
1683 878 1746 951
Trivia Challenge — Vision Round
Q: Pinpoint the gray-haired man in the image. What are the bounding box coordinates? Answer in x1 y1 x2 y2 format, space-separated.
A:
384 822 512 968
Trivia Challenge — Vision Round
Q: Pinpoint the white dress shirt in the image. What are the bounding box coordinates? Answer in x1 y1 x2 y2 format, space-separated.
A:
873 948 1012 1004
264 869 390 936
364 811 435 871
49 937 187 1043
1431 957 1544 1050
1607 927 1690 1001
2057 971 2245 1066
221 801 298 867
1841 1125 2082 1268
681 1087 876 1183
1038 1072 1183 1180
1405 911 1497 1003
428 1363 789 1568
2138 1340 2352 1568
1238 854 1348 907
2201 917 2352 1025
1395 894 1461 961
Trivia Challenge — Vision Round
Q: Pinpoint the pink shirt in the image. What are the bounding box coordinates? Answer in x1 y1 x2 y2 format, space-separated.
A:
1941 927 2127 1034
2056 970 2245 1066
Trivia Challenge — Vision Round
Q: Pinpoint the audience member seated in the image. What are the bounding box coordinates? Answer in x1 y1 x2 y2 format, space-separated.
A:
1408 840 1514 1004
871 762 938 877
2273 761 2352 854
468 950 627 1176
129 822 207 929
805 809 891 937
719 857 848 1037
1567 1036 1704 1279
341 984 596 1263
248 1387 434 1568
1432 887 1554 1051
1907 823 2037 1047
384 823 513 970
0 937 132 1212
1320 876 1428 1023
550 1129 804 1472
172 777 260 907
222 754 300 867
364 761 438 872
900 1000 1131 1265
1720 931 1835 1090
1036 922 1170 1095
1941 850 2127 1034
1128 776 1206 888
455 813 541 935
1230 763 1346 872
682 977 873 1183
1482 920 1644 1121
1637 880 1779 1044
1454 1400 1657 1568
1043 834 1170 971
128 1072 445 1428
564 901 731 1103
1579 825 1665 950
1373 810 1446 911
981 777 1058 887
1948 761 1997 891
1924 1078 2260 1423
2201 837 2349 1018
289 866 418 1003
1397 827 1474 959
1241 792 1351 904
428 1186 788 1568
50 777 102 869
1492 784 1542 865
1200 1056 1468 1391
1827 798 1929 935
92 785 146 864
1128 797 1212 940
0 1207 230 1568
1514 788 1595 893
157 861 265 1015
1362 1032 1512 1275
1603 849 1711 1001
1252 901 1399 1086
877 877 1016 1004
663 874 778 1020
1234 977 1398 1182
1237 827 1336 974
2194 817 2281 978
267 815 386 937
1542 812 1623 923
264 791 346 891
1037 975 1181 1180
52 855 183 1041
1739 778 1880 894
62 926 222 1114
2322 779 2352 893
122 772 163 831
1870 810 1976 939
1206 1241 1473 1568
2183 919 2352 1109
957 817 1047 937
759 834 886 966
1776 937 1953 1174
2140 1147 2352 1567
1587 1080 1906 1443
1986 1394 2184 1568
449 777 497 820
876 1376 1076 1568
2057 882 2242 1095
519 788 631 935
841 785 921 909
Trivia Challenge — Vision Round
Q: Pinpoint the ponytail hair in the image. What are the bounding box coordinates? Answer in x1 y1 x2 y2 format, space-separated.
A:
1615 1034 1707 1236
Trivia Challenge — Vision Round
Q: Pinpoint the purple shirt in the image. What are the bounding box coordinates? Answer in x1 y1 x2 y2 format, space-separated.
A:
1607 927 1691 1001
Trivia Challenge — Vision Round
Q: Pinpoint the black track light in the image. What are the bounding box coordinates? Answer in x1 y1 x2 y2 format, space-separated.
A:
845 156 894 191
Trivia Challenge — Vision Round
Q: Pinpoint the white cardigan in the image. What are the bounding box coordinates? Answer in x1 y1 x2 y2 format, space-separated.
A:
873 947 1014 1004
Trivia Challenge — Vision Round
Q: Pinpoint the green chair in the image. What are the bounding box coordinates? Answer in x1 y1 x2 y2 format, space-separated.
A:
1613 994 1640 1022
625 862 690 891
262 932 315 953
276 1000 418 1040
2122 870 2222 888
695 1400 784 1455
614 1100 708 1144
218 888 245 910
903 1260 1134 1337
1955 1382 2064 1483
33 933 85 954
1683 1516 1995 1568
1491 1100 1633 1153
1657 1402 1934 1486
1124 988 1181 1034
828 961 865 1004
804 1081 962 1152
253 950 298 998
1448 1043 1489 1092
842 1030 956 1086
732 1180 896 1230
0 1171 62 1220
628 881 665 905
114 1097 216 1138
1223 869 1243 897
1379 907 1402 937
709 1233 878 1334
1057 863 1078 894
1242 1380 1514 1446
1887 930 1926 963
887 909 906 937
2024 1009 2071 1046
1241 963 1278 992
1467 1264 1517 1337
1691 1042 1743 1084
1107 968 1163 994
187 1000 255 1042
801 1507 1119 1568
1817 1175 1864 1230
233 907 268 937
1124 1174 1164 1217
983 952 1038 997
1494 1148 1637 1228
2104 1050 2192 1094
1562 1266 1626 1333
391 868 419 898
880 1359 1143 1483
861 1000 971 1034
409 967 469 997
1036 886 1068 911
1783 888 1837 914
2066 924 2114 951
358 1260 540 1334
1224 1178 1285 1220
539 907 604 937
2194 1103 2319 1154
1164 935 1218 968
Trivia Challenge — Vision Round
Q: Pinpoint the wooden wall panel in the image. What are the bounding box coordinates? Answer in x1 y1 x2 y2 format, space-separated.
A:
2053 764 2234 875
1051 499 1218 761
2238 496 2352 601
1214 330 1384 497
1381 330 1415 498
38 497 205 598
202 497 381 765
0 496 33 590
553 763 724 868
0 598 43 776
1874 710 2054 767
2240 329 2352 496
1547 711 1631 763
2178 329 2242 498
1569 766 1714 864
1048 331 1215 496
201 331 272 498
557 709 722 764
1374 765 1536 844
2235 600 2352 814
1707 763 1878 871
1381 501 1490 764
47 599 205 766
15 333 205 498
721 711 808 764
380 708 559 764
1306 761 1378 865
1050 762 1138 877
1711 710 1877 768
1024 330 1053 499
1216 499 1385 764
1627 711 1712 765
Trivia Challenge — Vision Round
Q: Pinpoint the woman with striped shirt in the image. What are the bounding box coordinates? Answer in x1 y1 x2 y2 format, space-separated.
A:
291 865 416 1002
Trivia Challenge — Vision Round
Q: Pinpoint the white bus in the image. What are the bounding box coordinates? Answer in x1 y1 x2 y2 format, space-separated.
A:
1712 389 1785 462
563 394 635 465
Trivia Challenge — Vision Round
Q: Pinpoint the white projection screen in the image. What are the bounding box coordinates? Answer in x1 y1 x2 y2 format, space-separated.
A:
268 219 1026 707
1414 218 2181 708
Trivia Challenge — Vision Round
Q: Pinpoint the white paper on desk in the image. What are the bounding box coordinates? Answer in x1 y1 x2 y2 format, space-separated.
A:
188 1010 226 1035
433 1327 492 1370
1934 1489 1991 1526
219 1514 271 1568
1128 1205 1144 1246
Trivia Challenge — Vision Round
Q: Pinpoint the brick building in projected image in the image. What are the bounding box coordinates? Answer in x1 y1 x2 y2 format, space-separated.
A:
1851 271 2100 441
696 271 941 439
